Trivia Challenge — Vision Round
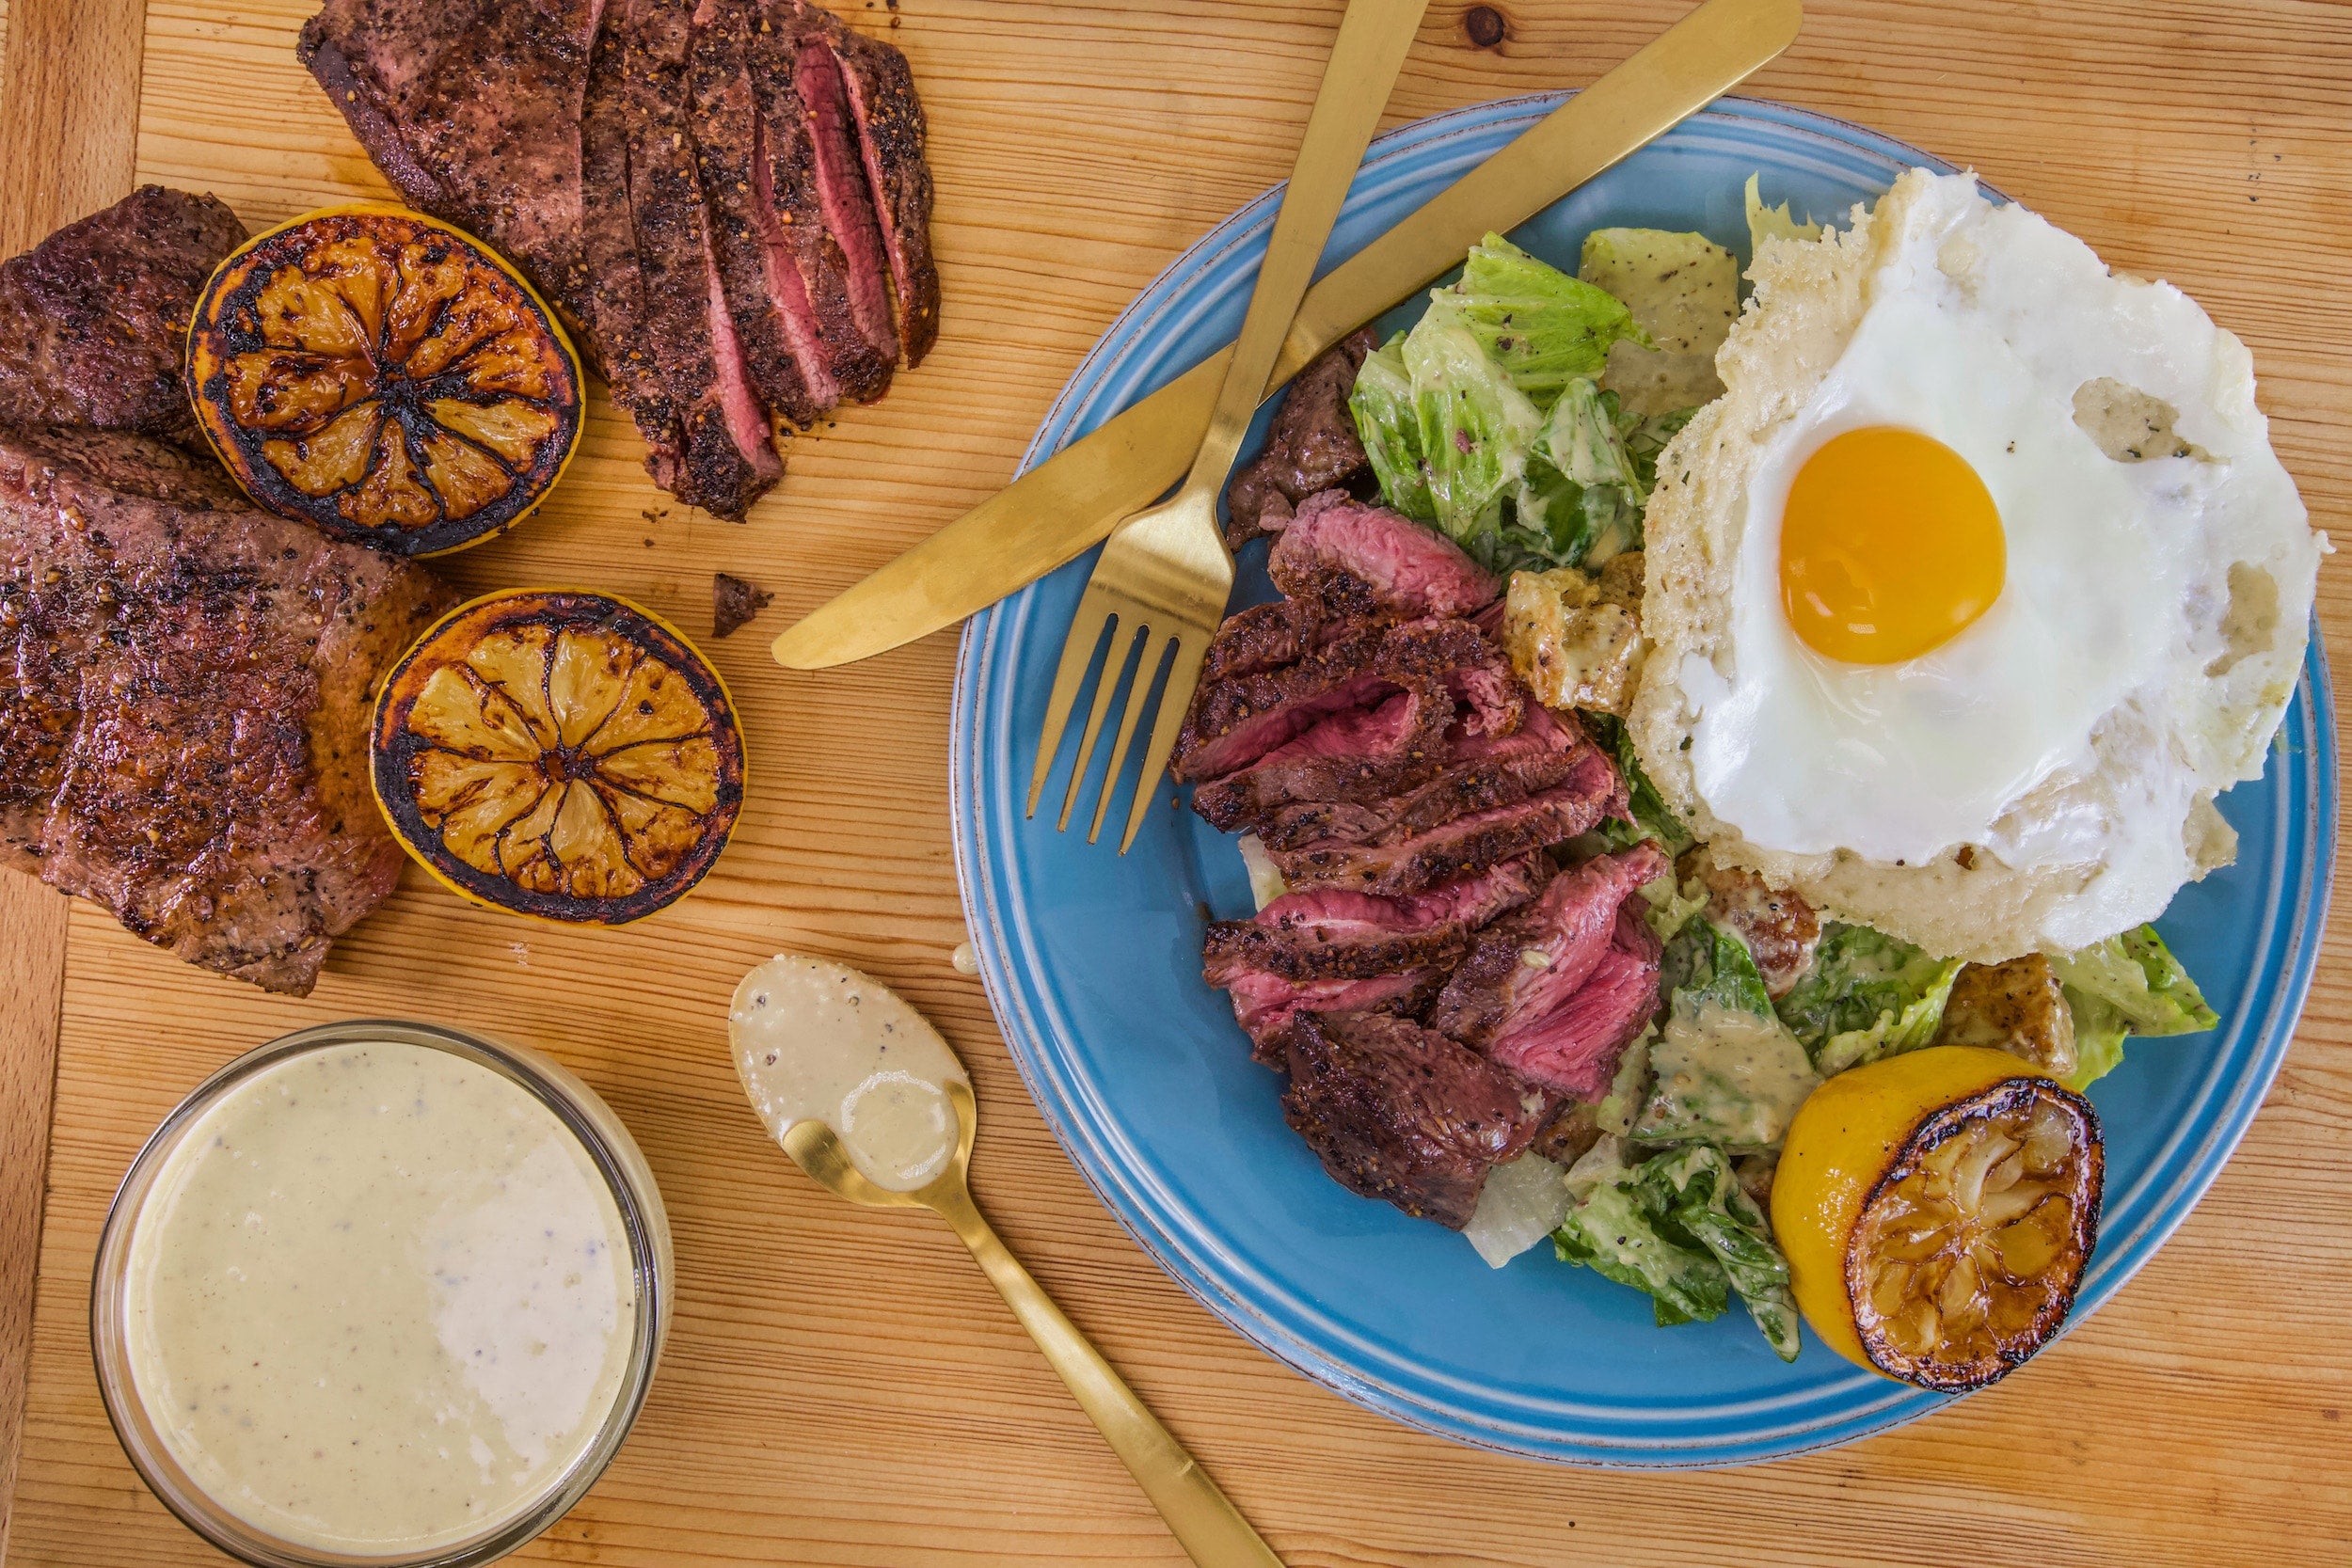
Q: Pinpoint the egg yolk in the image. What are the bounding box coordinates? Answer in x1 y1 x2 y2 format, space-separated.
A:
1779 426 2006 664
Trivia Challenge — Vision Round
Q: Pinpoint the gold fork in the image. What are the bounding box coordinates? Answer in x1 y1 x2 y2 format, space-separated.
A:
1028 0 1432 851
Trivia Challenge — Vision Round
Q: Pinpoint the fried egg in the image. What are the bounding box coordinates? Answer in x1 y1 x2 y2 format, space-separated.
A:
1631 169 2325 960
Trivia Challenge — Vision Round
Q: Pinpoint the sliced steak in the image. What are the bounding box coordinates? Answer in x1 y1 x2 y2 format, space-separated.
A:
1486 906 1663 1101
1255 704 1596 851
623 0 783 519
1200 598 1323 683
300 0 602 345
787 0 941 365
1203 853 1549 986
1225 329 1375 547
1272 757 1625 898
1173 618 1517 784
772 8 898 364
0 425 454 993
1280 1010 1547 1229
690 3 824 429
580 0 685 483
1223 966 1443 1065
1193 693 1581 835
1268 491 1499 622
1428 844 1666 1049
0 186 246 448
744 0 896 404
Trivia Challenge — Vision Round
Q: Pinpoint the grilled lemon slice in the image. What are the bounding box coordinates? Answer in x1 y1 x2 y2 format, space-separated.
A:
1772 1046 2103 1390
186 204 583 557
372 590 745 924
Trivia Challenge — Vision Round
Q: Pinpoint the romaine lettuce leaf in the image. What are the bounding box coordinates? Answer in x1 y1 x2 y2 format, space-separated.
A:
2049 926 2218 1037
1401 317 1543 544
1775 924 1964 1076
1551 1137 1802 1357
1581 711 1694 854
1345 333 1434 520
1642 1144 1802 1361
2059 987 2131 1092
1661 913 1776 1019
1425 232 1647 409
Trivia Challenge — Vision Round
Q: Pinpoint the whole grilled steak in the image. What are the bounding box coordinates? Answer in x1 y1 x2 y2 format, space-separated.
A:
1281 1010 1548 1228
0 426 454 993
0 187 246 448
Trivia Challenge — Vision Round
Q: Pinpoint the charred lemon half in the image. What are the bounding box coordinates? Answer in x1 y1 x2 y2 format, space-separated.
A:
1773 1046 2103 1391
186 204 583 557
372 590 745 924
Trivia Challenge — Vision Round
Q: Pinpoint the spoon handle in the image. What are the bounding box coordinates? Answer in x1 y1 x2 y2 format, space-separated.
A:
933 1186 1283 1567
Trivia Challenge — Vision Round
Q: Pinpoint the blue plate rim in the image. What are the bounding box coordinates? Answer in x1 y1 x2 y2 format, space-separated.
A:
948 92 2339 1466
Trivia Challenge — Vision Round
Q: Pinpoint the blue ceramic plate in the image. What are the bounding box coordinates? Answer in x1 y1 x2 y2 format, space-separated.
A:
950 95 2336 1466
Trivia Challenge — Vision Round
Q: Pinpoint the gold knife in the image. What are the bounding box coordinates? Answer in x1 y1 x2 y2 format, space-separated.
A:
773 0 1803 671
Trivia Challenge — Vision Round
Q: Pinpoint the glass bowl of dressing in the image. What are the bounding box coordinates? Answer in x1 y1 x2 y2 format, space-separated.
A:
89 1020 673 1568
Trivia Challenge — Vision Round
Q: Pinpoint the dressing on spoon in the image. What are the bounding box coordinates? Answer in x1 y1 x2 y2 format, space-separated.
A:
730 955 969 1191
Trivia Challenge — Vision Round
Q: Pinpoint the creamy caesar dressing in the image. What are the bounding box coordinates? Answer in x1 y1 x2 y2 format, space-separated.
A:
119 1042 638 1558
730 954 969 1191
1633 1000 1821 1150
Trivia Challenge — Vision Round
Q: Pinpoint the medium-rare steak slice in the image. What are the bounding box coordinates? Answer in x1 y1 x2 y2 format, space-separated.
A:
1267 491 1500 623
770 4 899 365
1223 966 1443 1066
1203 853 1549 986
1428 844 1666 1049
690 2 825 429
299 0 602 343
776 0 941 365
1280 1010 1547 1228
0 186 246 449
1191 689 1581 834
1485 907 1662 1101
1255 705 1597 851
1173 618 1518 783
623 0 784 519
741 0 895 404
1272 760 1624 898
0 426 454 993
1225 330 1375 547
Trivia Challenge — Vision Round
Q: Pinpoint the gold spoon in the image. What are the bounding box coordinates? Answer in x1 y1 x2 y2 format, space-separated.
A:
775 1078 1282 1567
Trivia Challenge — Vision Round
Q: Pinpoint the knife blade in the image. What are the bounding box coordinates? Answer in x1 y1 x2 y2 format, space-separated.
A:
772 0 1803 671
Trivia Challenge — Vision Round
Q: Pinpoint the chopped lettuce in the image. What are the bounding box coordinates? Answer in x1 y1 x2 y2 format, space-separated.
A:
1744 172 1823 257
1636 873 1709 945
2060 989 2132 1093
1552 1137 1800 1359
1635 919 1820 1150
1578 228 1738 418
1775 924 1965 1076
1423 232 1647 409
1463 1152 1572 1268
1404 318 1544 543
1592 1024 1655 1137
2050 926 2218 1036
1345 334 1434 520
1643 1144 1802 1360
1581 712 1694 855
1502 381 1645 570
2046 926 2217 1091
1624 404 1697 493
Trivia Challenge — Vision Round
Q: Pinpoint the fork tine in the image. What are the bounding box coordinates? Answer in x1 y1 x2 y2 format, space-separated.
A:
1057 618 1144 832
1026 594 1116 817
1087 630 1175 844
1118 627 1209 854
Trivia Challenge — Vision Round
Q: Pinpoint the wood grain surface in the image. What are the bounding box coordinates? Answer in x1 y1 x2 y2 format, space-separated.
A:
0 0 144 1557
4 0 2350 1563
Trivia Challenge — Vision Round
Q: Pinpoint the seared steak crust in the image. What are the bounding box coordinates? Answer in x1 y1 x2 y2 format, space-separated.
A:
1281 1010 1547 1229
1255 707 1598 852
0 187 246 448
1203 854 1549 985
1225 329 1375 547
1429 844 1667 1049
0 427 454 993
1272 765 1624 898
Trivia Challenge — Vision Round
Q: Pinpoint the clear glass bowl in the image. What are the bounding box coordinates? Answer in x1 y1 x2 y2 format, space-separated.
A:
89 1019 674 1568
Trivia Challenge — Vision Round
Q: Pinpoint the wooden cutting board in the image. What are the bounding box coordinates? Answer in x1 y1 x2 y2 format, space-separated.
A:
3 1 2348 1562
